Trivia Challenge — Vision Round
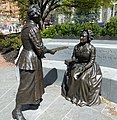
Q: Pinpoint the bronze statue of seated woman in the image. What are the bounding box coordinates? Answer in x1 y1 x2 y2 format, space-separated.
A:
61 29 102 107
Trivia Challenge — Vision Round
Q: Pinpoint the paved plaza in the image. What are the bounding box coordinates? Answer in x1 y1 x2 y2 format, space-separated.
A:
0 39 117 120
0 65 117 120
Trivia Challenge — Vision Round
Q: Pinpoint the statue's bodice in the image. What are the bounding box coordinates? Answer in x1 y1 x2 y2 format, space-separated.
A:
73 43 92 63
21 21 38 51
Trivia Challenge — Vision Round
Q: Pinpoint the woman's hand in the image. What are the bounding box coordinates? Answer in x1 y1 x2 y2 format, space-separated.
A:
49 50 57 55
74 67 85 80
79 66 85 73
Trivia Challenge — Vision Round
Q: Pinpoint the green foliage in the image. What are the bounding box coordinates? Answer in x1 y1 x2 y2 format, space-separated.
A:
16 0 29 21
103 17 117 36
11 36 22 49
60 23 73 36
0 32 4 38
0 33 5 45
0 34 22 50
41 23 81 38
16 0 114 30
81 22 102 36
63 0 114 25
60 23 81 36
41 22 102 38
64 0 114 10
41 26 59 38
16 0 63 29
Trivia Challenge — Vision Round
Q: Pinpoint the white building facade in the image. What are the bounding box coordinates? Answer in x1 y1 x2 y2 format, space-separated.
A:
99 2 117 23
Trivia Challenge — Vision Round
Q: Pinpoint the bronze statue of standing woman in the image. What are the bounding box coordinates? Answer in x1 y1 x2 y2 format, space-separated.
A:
61 29 102 107
12 4 56 120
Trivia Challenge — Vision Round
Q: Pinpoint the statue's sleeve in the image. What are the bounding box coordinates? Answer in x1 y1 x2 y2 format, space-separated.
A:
29 26 47 57
71 45 79 63
72 46 77 59
84 45 96 70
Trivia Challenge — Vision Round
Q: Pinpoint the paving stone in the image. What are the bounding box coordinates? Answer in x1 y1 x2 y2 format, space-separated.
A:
0 83 18 111
35 96 73 120
23 90 61 120
62 117 70 120
101 78 111 100
110 79 117 103
66 106 96 120
43 67 65 86
66 105 113 120
91 101 107 113
0 67 16 82
45 85 60 95
0 100 15 120
95 113 113 120
102 101 117 120
0 82 16 88
0 80 18 97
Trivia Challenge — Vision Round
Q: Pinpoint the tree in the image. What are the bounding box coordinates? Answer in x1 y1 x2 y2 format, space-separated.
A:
54 5 73 23
63 0 115 11
73 10 100 24
63 0 115 24
63 0 115 17
15 0 63 30
15 0 115 29
14 0 29 24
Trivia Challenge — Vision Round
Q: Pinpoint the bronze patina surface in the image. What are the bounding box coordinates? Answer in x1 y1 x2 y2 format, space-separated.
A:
12 4 56 120
61 30 102 107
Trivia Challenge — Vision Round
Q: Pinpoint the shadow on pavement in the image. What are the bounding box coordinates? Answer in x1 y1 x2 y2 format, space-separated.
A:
44 68 58 88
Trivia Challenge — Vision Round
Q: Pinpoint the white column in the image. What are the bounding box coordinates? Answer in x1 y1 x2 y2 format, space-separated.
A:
112 2 117 17
113 3 115 17
107 8 112 22
99 8 103 22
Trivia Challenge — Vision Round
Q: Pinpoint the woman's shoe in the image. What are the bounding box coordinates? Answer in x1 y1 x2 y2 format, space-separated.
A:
12 109 26 120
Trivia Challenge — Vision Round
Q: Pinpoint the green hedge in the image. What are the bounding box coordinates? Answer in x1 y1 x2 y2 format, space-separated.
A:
0 33 22 50
41 22 102 38
81 22 102 37
103 17 117 36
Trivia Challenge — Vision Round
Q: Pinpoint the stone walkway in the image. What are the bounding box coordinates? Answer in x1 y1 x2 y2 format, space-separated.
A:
0 53 117 120
0 66 117 120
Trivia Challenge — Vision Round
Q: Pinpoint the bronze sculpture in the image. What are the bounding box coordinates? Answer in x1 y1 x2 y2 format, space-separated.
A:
61 29 102 107
12 4 56 120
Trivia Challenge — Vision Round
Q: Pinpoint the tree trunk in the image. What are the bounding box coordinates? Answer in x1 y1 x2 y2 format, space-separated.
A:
39 19 45 31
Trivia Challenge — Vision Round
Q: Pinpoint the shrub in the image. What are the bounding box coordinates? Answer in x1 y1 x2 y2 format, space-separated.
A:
0 33 22 50
41 22 102 38
81 22 102 36
41 23 81 38
60 23 82 36
41 26 58 38
0 32 5 40
103 17 117 36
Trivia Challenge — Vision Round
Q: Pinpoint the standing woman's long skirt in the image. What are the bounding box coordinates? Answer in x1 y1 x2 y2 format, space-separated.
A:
16 60 44 105
61 62 102 106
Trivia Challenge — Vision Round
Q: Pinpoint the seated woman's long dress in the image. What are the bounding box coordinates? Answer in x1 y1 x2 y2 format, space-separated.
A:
61 43 102 106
